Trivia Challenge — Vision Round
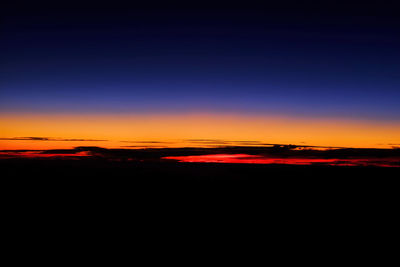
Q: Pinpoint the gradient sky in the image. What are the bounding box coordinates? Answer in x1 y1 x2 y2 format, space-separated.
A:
1 2 399 149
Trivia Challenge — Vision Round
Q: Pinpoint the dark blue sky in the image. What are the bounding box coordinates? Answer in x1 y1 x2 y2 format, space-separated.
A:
1 1 400 120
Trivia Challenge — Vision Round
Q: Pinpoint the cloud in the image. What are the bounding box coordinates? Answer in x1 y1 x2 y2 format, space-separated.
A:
120 141 172 144
120 139 266 146
0 137 108 141
116 139 348 149
1 145 399 167
185 139 226 142
184 139 263 145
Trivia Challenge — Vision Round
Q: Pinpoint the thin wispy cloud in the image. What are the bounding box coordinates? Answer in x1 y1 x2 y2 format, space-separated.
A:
0 137 108 141
120 141 172 144
184 139 263 145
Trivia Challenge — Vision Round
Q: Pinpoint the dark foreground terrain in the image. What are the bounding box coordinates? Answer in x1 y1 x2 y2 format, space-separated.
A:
3 157 399 228
2 157 399 181
2 145 399 199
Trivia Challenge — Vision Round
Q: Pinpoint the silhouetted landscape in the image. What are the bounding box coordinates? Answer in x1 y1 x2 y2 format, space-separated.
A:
2 145 399 182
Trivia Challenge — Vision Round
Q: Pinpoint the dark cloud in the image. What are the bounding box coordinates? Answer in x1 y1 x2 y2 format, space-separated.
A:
0 137 107 141
185 139 225 142
230 141 262 144
184 139 229 144
122 145 169 148
116 139 377 150
184 139 264 146
122 139 266 146
1 145 399 167
120 141 172 144
182 139 346 149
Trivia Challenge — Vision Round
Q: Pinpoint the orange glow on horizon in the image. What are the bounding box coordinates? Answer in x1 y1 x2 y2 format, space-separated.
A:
1 112 399 150
163 154 400 167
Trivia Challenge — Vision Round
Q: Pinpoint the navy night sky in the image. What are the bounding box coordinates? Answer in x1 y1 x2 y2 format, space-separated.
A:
1 2 400 120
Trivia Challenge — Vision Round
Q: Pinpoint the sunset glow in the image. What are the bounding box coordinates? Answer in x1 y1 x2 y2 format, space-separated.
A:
1 113 399 150
1 2 400 179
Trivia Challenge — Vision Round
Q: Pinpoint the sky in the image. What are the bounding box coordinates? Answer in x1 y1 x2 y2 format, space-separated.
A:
1 1 399 149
